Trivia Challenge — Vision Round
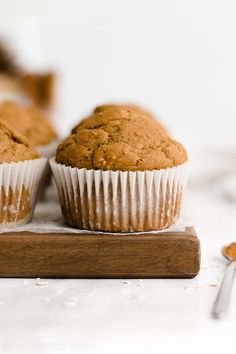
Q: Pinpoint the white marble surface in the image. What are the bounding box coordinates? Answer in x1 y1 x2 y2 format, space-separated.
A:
0 149 236 354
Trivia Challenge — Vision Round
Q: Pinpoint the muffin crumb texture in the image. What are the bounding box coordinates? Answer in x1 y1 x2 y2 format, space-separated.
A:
0 119 38 163
57 108 187 171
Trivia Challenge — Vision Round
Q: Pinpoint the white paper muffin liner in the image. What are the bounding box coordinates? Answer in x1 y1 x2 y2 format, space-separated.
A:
50 158 189 232
0 157 47 227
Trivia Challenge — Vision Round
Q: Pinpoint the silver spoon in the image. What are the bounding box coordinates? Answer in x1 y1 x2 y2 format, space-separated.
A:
213 243 236 319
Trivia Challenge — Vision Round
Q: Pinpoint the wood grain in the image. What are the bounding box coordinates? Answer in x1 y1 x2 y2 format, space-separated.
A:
0 227 200 278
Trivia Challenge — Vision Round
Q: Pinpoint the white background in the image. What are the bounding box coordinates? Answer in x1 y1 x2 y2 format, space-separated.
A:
1 0 236 147
0 2 236 354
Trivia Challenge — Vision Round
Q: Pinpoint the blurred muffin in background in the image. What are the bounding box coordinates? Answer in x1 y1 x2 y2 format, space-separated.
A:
71 103 166 134
24 105 57 148
0 41 55 111
0 43 29 105
0 102 57 149
21 73 55 112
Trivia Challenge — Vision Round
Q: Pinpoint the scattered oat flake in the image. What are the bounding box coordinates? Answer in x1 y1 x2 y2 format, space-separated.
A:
184 287 194 293
35 279 48 287
210 264 220 268
64 297 78 307
44 297 51 302
137 279 144 287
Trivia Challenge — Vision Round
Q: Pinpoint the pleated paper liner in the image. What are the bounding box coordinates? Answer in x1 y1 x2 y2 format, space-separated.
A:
50 158 189 232
0 157 47 227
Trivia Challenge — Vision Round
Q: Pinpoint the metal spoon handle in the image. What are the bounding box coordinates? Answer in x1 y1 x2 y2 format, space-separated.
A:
213 260 236 319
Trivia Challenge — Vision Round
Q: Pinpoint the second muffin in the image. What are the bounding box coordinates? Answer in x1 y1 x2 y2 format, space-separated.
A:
0 101 57 157
51 108 188 232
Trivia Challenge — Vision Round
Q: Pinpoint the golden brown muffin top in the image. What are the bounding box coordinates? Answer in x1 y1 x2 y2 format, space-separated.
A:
0 101 57 147
0 119 39 163
72 103 166 134
56 108 187 171
94 103 153 118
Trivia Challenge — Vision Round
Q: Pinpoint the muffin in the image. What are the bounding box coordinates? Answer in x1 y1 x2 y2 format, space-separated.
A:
0 41 55 111
51 108 188 232
71 103 166 134
0 101 57 148
0 74 31 105
0 43 29 105
0 102 57 197
0 120 46 226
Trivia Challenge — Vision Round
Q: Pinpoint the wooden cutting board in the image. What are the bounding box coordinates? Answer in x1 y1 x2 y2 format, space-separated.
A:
0 227 200 278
